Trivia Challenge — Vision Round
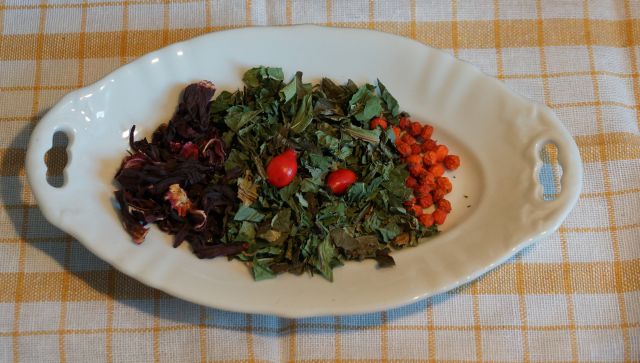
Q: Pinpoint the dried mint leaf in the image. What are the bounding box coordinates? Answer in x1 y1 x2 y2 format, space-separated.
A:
234 205 265 223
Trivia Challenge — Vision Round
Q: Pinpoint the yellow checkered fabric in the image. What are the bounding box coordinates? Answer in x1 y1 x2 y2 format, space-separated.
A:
1 1 639 362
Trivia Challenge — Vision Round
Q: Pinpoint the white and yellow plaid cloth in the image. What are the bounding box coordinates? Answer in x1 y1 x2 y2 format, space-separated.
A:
1 1 639 362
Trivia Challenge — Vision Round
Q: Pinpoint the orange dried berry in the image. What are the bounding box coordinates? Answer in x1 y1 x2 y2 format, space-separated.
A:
420 124 434 139
435 145 449 162
423 151 438 166
406 155 423 167
418 194 434 208
403 197 416 207
428 163 445 177
392 126 401 141
410 204 424 216
370 117 388 130
432 188 447 201
409 165 425 178
417 183 433 195
438 199 452 213
396 141 412 157
411 144 422 155
415 184 432 198
432 209 447 225
421 139 437 152
443 154 460 170
409 121 423 136
419 172 437 188
437 177 452 193
405 176 418 189
401 133 417 145
419 213 435 227
399 117 411 129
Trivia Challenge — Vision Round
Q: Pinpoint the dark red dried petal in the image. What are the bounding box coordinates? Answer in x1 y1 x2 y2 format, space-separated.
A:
189 209 207 231
169 141 182 153
179 142 199 160
114 190 149 244
202 137 226 166
173 80 216 136
122 152 149 169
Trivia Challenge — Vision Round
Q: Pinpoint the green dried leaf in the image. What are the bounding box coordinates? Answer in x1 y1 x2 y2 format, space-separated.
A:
349 86 382 122
378 80 400 117
243 66 284 88
316 130 340 154
271 208 291 232
334 145 352 160
300 178 321 193
375 248 395 268
295 192 308 208
344 125 381 144
346 182 367 203
384 164 412 198
253 259 276 281
320 78 346 100
234 221 256 243
307 153 331 171
331 229 378 260
377 221 402 243
290 94 314 133
267 67 285 81
224 106 262 132
225 149 248 172
242 68 262 88
313 97 345 120
314 236 342 281
278 178 300 201
210 90 239 114
234 205 265 223
280 76 298 103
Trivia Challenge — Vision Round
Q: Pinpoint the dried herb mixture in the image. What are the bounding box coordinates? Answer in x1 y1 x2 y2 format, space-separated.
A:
115 67 451 281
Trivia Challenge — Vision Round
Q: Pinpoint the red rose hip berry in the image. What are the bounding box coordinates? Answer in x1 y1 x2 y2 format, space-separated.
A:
266 148 298 188
326 169 357 195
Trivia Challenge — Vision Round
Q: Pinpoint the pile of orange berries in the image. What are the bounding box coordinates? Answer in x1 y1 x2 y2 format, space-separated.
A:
370 116 460 228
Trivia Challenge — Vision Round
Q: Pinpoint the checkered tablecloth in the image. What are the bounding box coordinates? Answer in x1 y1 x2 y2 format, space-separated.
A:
1 0 639 362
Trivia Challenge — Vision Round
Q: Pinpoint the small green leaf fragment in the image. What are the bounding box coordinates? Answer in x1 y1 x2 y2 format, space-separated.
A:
375 248 395 268
234 221 256 243
234 205 265 223
314 236 341 281
349 86 382 122
271 208 291 232
346 182 367 203
344 125 381 144
378 80 400 117
253 259 276 281
224 106 261 132
290 94 314 133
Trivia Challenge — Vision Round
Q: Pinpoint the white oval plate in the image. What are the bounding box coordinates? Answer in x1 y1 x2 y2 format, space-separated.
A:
26 25 582 317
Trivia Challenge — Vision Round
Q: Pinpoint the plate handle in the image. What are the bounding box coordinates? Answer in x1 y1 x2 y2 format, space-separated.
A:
25 101 80 225
529 108 583 226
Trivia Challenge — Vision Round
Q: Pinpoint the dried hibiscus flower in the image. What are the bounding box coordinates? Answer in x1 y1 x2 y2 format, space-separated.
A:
114 80 247 258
